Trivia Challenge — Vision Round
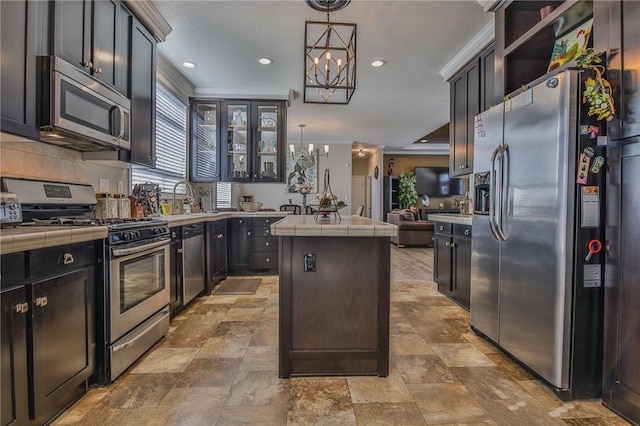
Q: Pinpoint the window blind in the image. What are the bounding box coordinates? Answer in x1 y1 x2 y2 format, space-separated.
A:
131 83 187 194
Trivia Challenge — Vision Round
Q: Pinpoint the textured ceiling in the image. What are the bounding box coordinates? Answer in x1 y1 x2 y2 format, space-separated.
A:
154 0 492 152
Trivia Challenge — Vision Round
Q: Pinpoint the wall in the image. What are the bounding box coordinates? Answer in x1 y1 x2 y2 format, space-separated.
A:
0 133 130 194
234 144 353 212
383 153 470 210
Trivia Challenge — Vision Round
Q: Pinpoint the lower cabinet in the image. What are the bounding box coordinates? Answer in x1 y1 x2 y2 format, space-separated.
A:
28 242 95 425
206 220 227 293
433 222 472 310
228 217 279 275
169 227 183 316
1 253 28 426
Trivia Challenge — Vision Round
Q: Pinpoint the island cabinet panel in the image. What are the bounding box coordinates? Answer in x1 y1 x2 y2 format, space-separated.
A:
279 236 390 378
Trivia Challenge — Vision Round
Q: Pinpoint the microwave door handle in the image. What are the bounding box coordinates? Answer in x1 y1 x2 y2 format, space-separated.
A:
114 105 125 140
489 146 502 241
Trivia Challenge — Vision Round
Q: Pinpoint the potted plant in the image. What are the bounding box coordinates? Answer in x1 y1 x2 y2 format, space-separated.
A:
398 172 418 209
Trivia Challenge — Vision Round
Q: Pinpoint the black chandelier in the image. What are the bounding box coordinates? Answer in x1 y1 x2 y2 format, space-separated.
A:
304 0 356 104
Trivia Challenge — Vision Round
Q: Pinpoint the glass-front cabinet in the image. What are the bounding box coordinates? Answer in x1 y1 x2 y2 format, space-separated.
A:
224 102 250 181
190 100 220 182
190 99 285 183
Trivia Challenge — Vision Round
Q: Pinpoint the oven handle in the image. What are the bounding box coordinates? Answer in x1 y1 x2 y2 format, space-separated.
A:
112 239 169 257
112 308 170 353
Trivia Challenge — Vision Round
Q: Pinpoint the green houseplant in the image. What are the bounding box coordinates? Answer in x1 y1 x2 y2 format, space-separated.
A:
398 172 418 209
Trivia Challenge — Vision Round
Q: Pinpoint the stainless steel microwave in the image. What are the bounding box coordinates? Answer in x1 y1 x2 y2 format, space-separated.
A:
38 56 131 151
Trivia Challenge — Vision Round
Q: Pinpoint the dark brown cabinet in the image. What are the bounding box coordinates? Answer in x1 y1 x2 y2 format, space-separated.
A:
190 100 221 182
434 222 471 310
383 176 399 220
206 220 227 293
1 253 28 426
221 101 286 183
448 43 494 177
0 0 40 139
28 242 95 425
228 217 279 275
169 227 183 316
128 12 157 167
58 0 128 93
598 2 640 424
596 0 640 140
494 0 592 97
53 0 127 94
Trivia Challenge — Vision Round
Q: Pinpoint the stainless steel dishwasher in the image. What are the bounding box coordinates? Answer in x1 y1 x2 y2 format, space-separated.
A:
182 222 205 304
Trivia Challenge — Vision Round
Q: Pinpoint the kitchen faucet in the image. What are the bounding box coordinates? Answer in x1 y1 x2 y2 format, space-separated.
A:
172 181 195 214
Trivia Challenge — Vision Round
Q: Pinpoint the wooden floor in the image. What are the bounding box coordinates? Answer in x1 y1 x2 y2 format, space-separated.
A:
53 245 630 425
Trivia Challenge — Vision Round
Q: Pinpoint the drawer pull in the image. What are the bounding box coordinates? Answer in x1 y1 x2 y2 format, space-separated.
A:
439 226 445 231
60 253 74 265
238 219 243 224
266 258 270 262
464 229 470 236
15 303 29 314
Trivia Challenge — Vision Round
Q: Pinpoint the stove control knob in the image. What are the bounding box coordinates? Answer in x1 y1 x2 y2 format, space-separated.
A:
136 231 142 239
124 232 131 240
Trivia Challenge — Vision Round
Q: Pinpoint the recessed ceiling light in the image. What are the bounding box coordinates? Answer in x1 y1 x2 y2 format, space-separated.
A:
258 57 273 65
182 62 197 69
371 60 386 67
420 139 429 143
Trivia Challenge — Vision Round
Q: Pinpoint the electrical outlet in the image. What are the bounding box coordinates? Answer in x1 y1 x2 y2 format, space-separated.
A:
99 178 109 193
304 253 316 272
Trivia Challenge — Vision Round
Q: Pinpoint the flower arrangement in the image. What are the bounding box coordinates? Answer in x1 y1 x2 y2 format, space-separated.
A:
315 193 337 206
183 195 194 205
294 183 313 194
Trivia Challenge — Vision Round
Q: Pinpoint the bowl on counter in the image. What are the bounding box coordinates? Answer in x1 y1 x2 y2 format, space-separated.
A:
239 202 263 212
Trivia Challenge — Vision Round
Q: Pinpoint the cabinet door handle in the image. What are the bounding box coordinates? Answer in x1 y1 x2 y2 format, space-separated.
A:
60 253 74 265
178 248 183 253
217 234 224 239
247 231 251 236
439 226 445 231
265 242 270 247
15 303 29 314
450 243 457 248
83 61 93 68
35 297 48 307
266 258 270 262
445 242 450 247
238 219 243 224
464 229 470 236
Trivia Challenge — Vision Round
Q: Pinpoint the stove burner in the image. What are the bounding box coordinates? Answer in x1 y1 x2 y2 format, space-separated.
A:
24 217 100 226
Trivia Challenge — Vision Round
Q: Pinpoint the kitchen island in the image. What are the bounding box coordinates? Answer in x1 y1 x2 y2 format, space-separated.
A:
271 215 397 378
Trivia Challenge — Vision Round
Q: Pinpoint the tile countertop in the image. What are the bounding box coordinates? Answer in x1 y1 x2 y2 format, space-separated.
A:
427 213 473 226
271 215 398 237
0 211 291 255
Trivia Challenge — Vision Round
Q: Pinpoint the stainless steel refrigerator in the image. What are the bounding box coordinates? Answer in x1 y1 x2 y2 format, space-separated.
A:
471 70 604 399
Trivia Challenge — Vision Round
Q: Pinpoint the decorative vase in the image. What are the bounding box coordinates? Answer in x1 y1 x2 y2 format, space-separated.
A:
183 204 191 214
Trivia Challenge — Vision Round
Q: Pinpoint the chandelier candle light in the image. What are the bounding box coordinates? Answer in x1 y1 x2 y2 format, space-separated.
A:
304 0 356 104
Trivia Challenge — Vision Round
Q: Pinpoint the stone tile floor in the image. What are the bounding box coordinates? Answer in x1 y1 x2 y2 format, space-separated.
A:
54 246 630 425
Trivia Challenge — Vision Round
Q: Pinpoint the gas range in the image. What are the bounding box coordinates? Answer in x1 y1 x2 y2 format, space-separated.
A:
1 177 169 246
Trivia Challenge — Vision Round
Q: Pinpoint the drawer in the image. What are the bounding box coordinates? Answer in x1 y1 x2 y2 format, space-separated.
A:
251 253 277 269
229 217 251 227
1 251 26 289
253 217 279 226
253 237 277 252
29 241 95 281
252 226 273 237
453 224 472 238
434 222 452 235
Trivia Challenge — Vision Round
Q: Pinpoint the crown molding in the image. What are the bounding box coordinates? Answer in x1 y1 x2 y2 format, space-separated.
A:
124 1 172 42
439 18 495 81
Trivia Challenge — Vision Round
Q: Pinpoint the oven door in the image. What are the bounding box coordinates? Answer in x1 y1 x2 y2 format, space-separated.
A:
109 241 169 343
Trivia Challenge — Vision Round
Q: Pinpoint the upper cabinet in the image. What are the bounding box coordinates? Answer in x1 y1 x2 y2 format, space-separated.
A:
494 0 593 97
0 0 41 139
449 43 495 177
53 0 127 94
190 99 286 183
190 100 220 182
127 12 157 167
595 0 640 140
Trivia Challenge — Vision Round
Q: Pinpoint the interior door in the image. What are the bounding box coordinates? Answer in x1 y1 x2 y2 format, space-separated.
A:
351 175 366 215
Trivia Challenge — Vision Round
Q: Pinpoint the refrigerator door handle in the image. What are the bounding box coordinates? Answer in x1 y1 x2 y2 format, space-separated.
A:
496 144 510 241
489 145 504 241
